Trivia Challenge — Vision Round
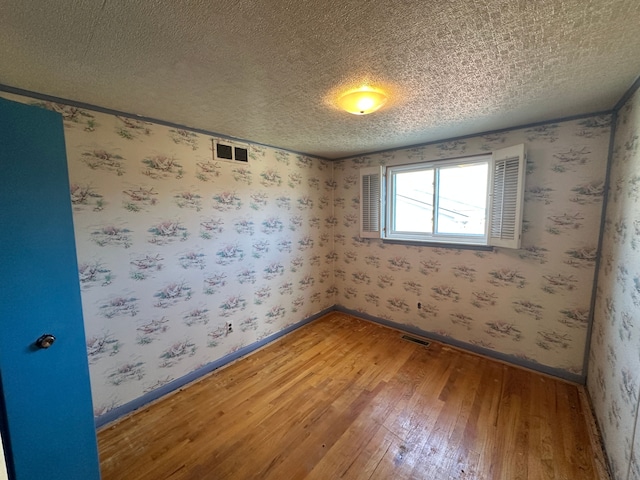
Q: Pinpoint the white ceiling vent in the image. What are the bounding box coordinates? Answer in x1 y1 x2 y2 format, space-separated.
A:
212 139 248 163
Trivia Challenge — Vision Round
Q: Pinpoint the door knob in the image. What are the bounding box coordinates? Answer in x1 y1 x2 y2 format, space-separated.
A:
35 334 56 349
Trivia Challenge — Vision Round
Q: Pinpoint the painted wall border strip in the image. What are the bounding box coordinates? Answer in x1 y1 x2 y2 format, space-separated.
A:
611 73 640 480
0 82 613 162
330 110 613 161
613 75 640 113
0 83 327 161
97 299 589 429
581 74 640 480
582 110 617 376
94 306 334 429
579 387 614 479
334 305 585 384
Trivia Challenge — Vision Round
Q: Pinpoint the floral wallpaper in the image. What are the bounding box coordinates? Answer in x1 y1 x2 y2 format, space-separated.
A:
0 92 335 420
334 116 611 377
588 86 640 480
1 89 620 459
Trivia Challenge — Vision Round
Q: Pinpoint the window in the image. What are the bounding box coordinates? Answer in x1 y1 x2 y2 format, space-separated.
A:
360 144 525 248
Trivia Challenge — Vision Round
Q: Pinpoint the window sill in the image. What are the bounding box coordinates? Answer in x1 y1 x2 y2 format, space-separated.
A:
381 238 494 251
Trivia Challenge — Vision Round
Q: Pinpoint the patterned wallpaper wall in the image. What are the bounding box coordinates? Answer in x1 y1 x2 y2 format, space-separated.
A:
334 117 611 377
1 90 616 433
588 87 640 480
0 92 336 419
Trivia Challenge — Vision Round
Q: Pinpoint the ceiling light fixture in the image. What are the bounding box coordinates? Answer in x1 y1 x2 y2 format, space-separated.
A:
337 86 388 115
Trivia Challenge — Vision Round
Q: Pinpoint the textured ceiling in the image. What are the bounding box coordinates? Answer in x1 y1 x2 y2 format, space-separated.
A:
1 0 639 159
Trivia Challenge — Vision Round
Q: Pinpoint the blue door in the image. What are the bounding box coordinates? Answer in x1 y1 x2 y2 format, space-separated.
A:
0 98 101 479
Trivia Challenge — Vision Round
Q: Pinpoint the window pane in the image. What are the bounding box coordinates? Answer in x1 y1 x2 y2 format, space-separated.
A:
393 169 434 233
436 163 488 235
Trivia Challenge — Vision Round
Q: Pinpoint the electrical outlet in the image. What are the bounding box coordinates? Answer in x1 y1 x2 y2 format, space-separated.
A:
227 322 233 334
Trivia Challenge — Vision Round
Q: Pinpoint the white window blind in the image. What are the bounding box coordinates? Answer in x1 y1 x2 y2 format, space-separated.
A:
359 166 383 238
489 144 525 249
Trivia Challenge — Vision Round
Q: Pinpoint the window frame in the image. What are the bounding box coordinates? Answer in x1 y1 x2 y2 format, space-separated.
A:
359 144 526 249
385 154 491 245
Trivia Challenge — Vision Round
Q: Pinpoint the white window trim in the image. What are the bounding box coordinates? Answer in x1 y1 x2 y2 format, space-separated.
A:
359 144 526 249
385 154 490 245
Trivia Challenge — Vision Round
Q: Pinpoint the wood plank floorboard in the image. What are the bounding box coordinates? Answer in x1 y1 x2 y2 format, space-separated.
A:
97 312 607 479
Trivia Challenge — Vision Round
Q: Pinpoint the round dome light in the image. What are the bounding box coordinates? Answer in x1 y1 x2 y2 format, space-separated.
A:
337 87 388 115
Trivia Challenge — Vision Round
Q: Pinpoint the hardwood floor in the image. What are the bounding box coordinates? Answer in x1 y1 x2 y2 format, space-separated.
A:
98 312 608 479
